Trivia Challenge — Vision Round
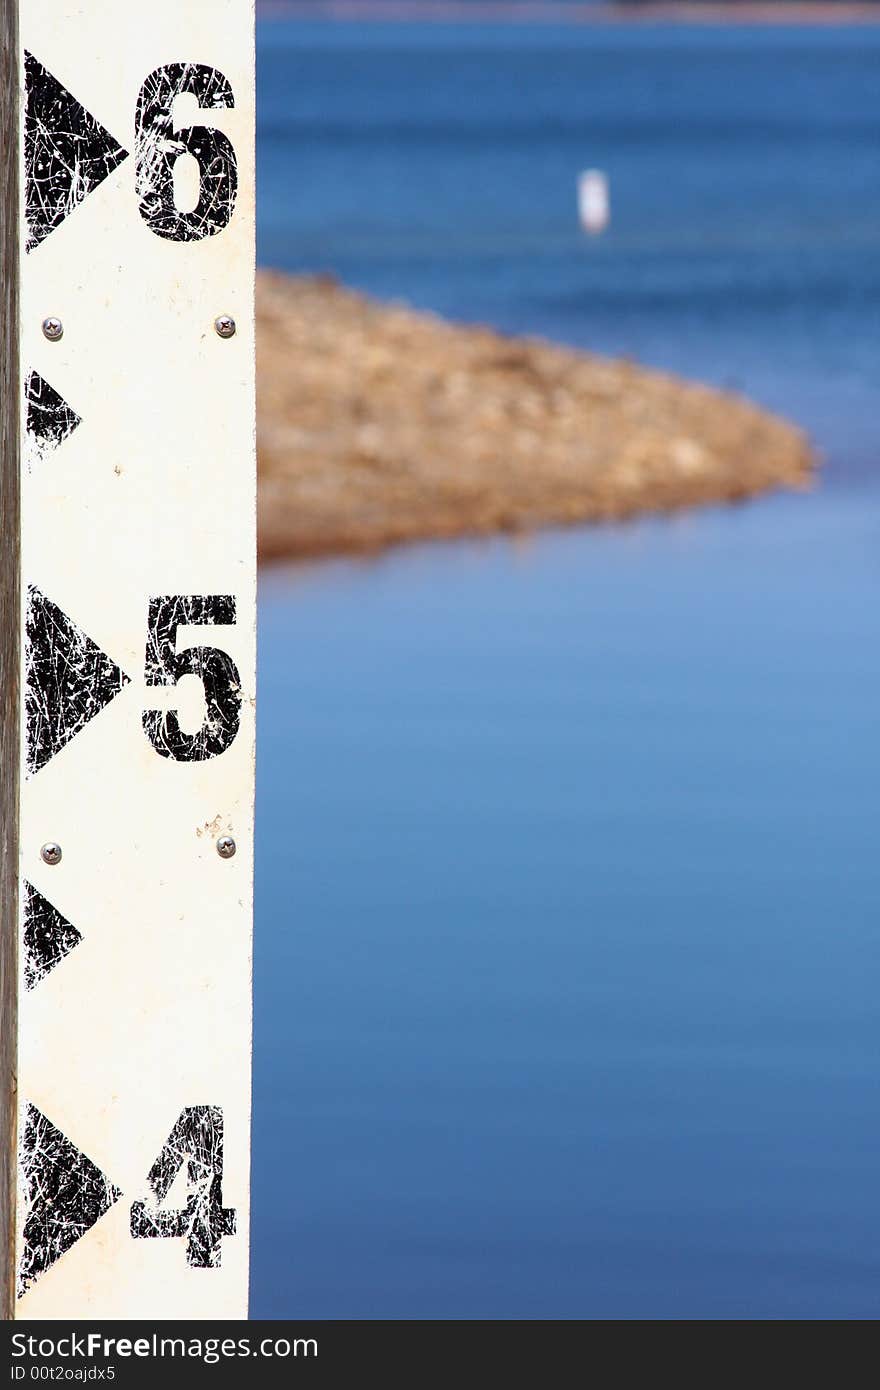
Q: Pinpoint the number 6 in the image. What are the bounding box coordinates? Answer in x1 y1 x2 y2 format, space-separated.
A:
136 63 238 242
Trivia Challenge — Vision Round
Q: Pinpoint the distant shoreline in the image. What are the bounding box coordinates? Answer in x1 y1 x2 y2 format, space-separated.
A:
257 2 880 26
256 272 814 563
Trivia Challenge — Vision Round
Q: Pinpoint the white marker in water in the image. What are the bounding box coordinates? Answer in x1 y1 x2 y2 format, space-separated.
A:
578 169 610 235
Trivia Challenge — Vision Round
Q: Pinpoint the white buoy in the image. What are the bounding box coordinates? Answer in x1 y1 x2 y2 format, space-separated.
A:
578 169 610 235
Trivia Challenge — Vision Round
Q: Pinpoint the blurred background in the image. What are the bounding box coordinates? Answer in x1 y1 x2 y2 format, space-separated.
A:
251 2 880 1319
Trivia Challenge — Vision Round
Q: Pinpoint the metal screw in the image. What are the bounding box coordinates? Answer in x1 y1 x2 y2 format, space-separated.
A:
216 835 237 860
40 842 62 866
42 317 63 342
214 315 236 339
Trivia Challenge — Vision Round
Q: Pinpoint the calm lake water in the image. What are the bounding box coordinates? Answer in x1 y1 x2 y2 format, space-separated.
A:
252 21 880 1319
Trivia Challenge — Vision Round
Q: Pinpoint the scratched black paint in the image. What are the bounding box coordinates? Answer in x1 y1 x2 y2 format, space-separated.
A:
131 1107 236 1268
22 882 82 991
143 595 241 761
25 371 81 453
136 63 238 242
24 50 129 252
18 1104 121 1297
25 586 130 776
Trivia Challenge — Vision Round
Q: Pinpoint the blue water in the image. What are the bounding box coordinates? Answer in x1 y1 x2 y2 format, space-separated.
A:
251 22 880 1319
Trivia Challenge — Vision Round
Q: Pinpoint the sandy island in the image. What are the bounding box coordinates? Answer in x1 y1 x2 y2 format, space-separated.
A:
257 270 814 561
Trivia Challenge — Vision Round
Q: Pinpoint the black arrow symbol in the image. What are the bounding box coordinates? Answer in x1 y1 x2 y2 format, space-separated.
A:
25 371 82 459
25 587 131 776
25 51 130 252
22 882 83 991
18 1104 122 1297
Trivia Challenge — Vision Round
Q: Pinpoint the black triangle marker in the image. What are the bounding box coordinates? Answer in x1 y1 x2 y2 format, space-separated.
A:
25 51 130 251
22 882 83 991
25 371 82 454
25 586 130 776
18 1104 122 1297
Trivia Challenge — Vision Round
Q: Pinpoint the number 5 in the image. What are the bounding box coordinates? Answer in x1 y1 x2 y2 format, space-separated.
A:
143 595 242 762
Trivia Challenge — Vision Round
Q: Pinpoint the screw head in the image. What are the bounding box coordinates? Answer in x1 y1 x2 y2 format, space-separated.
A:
214 315 236 339
216 835 237 860
40 842 62 866
42 317 63 342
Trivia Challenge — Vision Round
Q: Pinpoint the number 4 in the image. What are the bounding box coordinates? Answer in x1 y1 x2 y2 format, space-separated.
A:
131 1107 236 1268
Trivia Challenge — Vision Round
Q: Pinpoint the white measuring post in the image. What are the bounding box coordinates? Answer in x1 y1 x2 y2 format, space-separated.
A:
1 1 256 1319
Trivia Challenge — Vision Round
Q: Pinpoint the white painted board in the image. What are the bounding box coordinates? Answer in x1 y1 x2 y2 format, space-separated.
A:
16 1 255 1319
